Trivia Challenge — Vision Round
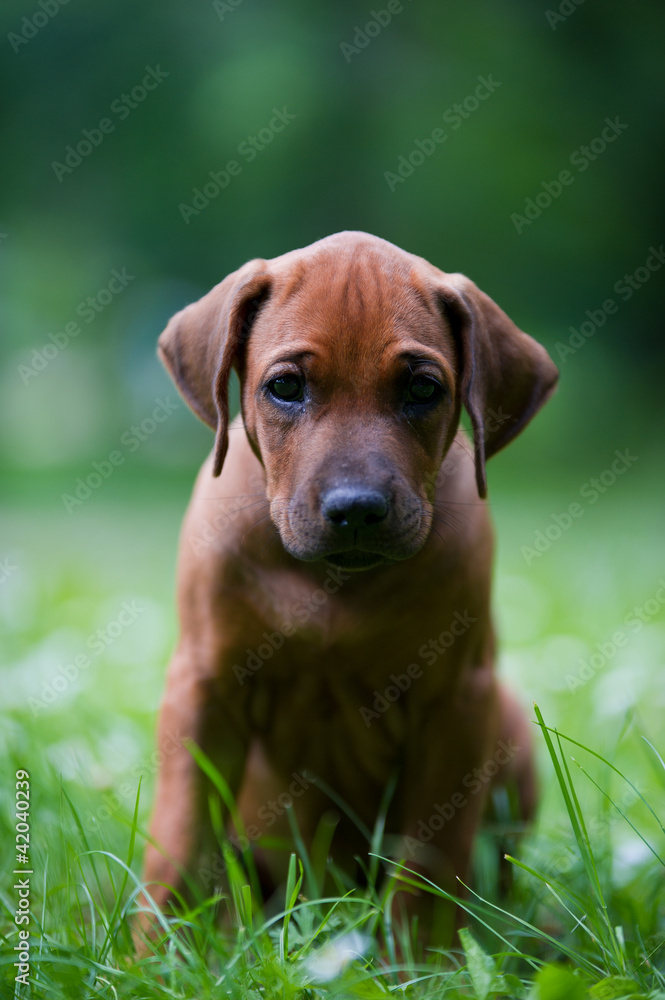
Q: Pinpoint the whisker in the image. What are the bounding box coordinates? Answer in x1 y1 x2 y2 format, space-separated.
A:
241 511 279 545
200 499 271 520
421 500 464 537
202 492 267 502
430 499 486 508
429 524 447 546
455 437 475 463
436 507 464 533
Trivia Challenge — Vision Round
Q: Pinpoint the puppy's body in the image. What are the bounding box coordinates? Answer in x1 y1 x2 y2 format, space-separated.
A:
142 232 556 932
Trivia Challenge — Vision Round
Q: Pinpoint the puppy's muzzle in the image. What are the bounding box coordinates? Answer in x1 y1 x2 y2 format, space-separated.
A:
276 470 428 571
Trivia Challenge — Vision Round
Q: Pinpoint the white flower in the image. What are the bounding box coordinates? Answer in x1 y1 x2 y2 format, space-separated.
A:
304 930 370 982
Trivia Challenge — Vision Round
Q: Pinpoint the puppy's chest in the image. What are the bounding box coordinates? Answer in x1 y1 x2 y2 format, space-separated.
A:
239 623 455 751
244 655 416 781
236 558 454 655
232 562 478 766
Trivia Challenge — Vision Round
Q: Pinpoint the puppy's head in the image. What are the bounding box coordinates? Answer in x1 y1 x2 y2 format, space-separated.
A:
159 232 558 570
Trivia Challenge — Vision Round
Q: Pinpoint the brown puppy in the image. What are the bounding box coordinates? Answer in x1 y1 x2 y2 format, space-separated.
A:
142 231 557 937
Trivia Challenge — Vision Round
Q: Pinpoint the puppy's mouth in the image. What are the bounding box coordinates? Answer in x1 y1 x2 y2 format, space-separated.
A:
323 550 393 571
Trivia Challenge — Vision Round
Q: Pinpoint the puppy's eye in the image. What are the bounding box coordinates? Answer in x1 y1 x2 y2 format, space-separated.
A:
267 374 304 402
406 375 443 405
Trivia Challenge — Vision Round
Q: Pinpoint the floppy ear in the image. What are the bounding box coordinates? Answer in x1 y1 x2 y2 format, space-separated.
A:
437 274 558 499
158 261 271 477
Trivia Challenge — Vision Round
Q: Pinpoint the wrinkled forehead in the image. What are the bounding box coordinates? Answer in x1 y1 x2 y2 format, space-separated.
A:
247 242 456 374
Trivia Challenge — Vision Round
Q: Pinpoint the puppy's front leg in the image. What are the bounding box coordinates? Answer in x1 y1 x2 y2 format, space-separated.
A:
140 644 248 925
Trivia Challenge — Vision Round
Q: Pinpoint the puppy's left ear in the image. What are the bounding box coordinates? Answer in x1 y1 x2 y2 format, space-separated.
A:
437 274 559 498
158 261 271 477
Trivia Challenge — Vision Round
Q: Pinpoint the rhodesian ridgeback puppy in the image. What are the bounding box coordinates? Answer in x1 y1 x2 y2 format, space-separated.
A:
141 231 558 940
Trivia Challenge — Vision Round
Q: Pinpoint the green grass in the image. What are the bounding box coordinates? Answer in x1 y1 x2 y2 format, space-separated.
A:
1 467 664 997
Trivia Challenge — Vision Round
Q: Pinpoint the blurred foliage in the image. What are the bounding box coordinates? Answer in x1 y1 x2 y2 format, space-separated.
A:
1 0 664 490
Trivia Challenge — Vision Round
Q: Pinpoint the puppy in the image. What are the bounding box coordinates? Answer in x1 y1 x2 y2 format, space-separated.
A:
141 231 558 938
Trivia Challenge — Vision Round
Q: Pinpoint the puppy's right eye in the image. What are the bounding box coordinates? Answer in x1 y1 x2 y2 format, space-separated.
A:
267 374 304 402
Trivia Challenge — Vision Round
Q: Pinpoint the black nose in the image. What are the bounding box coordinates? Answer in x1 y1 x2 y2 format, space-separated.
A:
321 486 389 529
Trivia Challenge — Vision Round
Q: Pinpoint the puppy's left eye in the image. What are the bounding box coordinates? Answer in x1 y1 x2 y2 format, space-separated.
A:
267 374 304 402
406 375 443 405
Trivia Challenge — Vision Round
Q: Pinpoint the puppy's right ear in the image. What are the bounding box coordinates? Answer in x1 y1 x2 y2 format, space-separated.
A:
435 273 558 499
158 261 271 476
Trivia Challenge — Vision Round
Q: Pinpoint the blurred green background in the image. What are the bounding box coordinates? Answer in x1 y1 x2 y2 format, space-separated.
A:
1 0 664 914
